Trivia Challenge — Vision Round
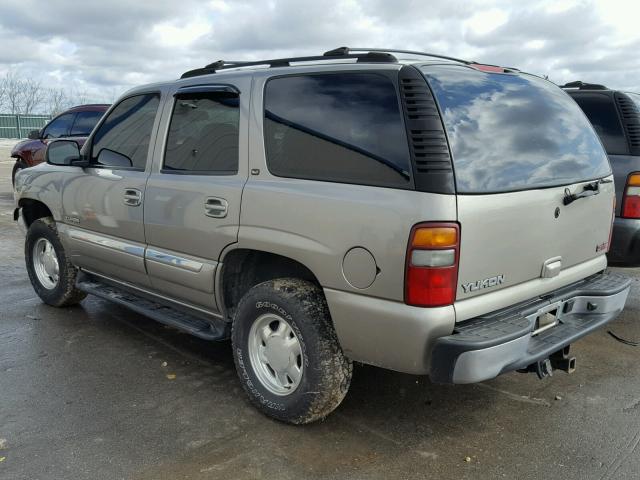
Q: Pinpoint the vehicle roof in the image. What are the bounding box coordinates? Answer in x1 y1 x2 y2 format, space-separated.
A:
122 48 531 96
64 104 110 113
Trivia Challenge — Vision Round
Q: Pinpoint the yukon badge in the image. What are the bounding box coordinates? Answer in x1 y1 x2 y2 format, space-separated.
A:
462 275 505 293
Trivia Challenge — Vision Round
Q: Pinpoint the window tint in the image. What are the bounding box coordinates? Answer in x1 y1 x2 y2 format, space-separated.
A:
70 110 104 136
422 65 611 193
163 93 239 174
43 113 75 139
91 94 160 169
570 93 627 155
264 73 411 188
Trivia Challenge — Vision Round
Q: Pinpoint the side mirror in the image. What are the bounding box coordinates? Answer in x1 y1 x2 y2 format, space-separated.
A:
28 129 41 140
46 140 83 166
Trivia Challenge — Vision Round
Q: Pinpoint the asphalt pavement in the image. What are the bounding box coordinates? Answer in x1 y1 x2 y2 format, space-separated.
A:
1 139 639 479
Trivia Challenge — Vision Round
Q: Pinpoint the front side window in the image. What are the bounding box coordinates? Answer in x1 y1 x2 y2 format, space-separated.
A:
422 65 611 193
570 93 627 155
91 94 160 169
43 113 75 139
264 73 411 188
163 93 239 174
70 110 104 136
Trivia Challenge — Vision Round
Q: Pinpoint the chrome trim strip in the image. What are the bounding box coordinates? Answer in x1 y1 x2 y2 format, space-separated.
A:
81 269 223 319
145 248 204 273
68 228 145 257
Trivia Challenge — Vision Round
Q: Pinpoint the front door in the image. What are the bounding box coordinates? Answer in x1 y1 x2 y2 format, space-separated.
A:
60 93 162 287
143 81 249 311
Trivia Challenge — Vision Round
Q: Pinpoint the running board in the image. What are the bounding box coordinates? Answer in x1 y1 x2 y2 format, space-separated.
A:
77 277 228 341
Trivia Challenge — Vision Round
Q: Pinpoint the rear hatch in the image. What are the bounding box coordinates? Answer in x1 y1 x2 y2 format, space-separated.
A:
421 65 613 314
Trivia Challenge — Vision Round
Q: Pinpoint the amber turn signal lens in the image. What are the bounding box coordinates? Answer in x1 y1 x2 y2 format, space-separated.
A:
412 227 457 248
628 173 640 187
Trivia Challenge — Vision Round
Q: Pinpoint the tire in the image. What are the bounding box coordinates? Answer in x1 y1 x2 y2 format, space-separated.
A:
25 218 87 307
12 160 27 187
232 278 352 424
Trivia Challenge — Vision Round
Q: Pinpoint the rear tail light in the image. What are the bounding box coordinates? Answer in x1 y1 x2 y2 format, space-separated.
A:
621 173 640 219
405 223 460 307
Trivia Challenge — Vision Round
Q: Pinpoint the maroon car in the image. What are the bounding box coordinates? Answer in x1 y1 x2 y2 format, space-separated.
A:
10 104 109 185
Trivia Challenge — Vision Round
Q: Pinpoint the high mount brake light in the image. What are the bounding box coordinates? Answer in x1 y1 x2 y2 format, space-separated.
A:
622 173 640 219
405 223 460 307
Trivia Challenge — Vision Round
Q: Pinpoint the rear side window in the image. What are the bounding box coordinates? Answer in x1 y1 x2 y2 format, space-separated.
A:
91 94 160 170
264 73 411 188
570 93 628 155
422 65 611 193
163 93 239 174
70 110 104 136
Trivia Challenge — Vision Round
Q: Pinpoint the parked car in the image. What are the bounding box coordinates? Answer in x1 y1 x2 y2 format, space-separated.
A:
10 104 109 185
562 82 640 266
14 48 630 424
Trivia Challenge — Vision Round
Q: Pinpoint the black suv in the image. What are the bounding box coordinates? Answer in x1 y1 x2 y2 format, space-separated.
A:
563 81 640 266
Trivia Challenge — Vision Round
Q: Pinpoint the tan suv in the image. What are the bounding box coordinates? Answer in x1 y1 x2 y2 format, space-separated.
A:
13 48 631 424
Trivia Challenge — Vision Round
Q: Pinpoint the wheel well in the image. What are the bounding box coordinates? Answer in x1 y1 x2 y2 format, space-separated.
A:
221 249 321 320
19 199 53 227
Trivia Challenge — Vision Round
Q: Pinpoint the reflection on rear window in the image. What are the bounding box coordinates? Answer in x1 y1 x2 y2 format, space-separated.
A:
422 65 611 193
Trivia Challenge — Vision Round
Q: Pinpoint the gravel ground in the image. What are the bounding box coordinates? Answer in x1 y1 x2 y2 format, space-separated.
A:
0 141 639 479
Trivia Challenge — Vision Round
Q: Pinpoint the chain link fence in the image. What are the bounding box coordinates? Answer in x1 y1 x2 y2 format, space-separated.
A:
0 114 50 139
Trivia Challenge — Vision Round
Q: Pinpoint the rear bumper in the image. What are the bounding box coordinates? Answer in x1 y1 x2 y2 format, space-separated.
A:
430 272 630 384
608 217 640 267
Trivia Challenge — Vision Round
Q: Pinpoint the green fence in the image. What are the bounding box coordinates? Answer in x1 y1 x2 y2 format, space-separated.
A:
0 114 51 139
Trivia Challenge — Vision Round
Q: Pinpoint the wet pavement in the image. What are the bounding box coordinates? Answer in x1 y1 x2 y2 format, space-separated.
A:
1 141 639 479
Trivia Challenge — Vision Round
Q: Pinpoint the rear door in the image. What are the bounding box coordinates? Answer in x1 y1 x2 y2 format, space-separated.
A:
421 65 614 314
60 93 161 287
143 80 249 311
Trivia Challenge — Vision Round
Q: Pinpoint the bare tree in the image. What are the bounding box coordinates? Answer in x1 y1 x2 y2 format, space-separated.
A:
21 78 44 114
4 70 23 114
0 75 7 112
46 87 70 116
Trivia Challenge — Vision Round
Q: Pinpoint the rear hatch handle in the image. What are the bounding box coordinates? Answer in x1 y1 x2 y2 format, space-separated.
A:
563 181 601 206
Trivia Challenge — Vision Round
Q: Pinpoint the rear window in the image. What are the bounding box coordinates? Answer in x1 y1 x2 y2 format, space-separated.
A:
263 73 411 188
421 65 611 193
569 93 628 155
629 93 640 110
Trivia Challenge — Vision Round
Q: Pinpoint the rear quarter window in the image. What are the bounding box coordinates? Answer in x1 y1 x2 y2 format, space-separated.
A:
421 65 611 193
263 72 411 188
569 93 628 155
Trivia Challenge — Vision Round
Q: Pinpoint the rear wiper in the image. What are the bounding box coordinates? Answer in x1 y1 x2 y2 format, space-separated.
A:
563 181 600 206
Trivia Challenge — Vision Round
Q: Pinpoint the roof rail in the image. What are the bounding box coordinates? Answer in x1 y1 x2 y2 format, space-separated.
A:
180 50 398 79
346 47 474 65
560 81 608 90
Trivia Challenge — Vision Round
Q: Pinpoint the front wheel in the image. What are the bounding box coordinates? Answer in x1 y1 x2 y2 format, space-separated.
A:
25 218 86 307
232 278 352 424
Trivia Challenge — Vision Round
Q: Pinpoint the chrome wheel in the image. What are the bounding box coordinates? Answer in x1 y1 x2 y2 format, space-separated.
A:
32 238 59 290
248 313 303 395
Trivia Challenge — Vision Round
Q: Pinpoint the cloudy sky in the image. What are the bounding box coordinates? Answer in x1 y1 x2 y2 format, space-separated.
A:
0 0 639 109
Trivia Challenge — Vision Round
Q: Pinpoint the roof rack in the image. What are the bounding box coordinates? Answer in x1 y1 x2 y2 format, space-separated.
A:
180 49 398 79
344 47 474 65
560 81 608 90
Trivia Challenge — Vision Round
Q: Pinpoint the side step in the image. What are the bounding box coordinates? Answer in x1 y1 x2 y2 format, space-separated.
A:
77 277 228 341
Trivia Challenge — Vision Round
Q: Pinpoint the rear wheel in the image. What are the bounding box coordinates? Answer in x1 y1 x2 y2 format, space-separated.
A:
11 160 27 187
25 218 86 307
231 278 352 424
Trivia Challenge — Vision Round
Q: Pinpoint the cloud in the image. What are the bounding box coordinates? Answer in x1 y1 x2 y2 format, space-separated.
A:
0 0 638 109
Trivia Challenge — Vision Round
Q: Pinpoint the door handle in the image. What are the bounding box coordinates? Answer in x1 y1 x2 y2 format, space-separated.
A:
204 197 228 218
123 188 142 207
